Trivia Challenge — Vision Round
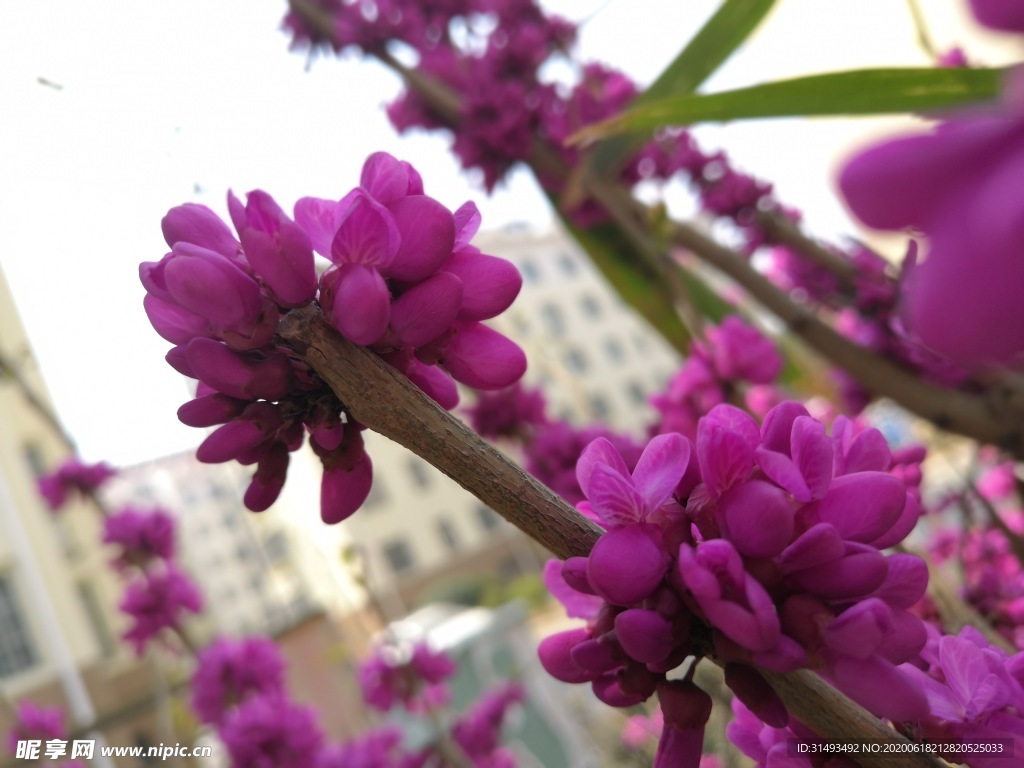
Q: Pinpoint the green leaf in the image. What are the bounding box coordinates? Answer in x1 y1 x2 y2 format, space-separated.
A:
590 0 777 176
546 195 737 357
644 0 778 100
554 213 691 356
579 67 1004 141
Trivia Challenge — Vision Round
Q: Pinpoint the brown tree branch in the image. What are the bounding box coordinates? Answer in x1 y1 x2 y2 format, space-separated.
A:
276 304 945 768
287 0 1024 459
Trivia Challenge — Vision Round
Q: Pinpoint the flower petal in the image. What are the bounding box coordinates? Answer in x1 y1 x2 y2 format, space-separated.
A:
632 433 690 515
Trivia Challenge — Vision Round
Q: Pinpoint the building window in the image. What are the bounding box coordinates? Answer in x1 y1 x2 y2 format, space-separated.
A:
626 380 647 406
579 294 601 318
383 540 415 574
557 252 578 276
263 531 289 564
519 260 540 283
0 574 36 678
603 337 625 362
407 459 432 489
589 394 611 421
564 347 588 373
363 478 388 510
540 304 565 336
22 443 47 478
475 505 501 532
437 518 460 551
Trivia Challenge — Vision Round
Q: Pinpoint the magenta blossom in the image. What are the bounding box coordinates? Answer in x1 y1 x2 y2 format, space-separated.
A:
316 727 410 768
37 458 116 512
575 432 689 529
220 694 323 768
839 82 1024 367
6 702 66 753
102 507 176 568
540 399 930 753
119 564 203 655
451 682 524 764
359 641 455 713
191 636 286 725
145 152 525 526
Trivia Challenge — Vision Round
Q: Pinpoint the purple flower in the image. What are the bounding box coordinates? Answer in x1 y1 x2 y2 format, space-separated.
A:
228 190 317 309
102 507 176 568
145 152 524 526
679 539 780 653
652 317 781 438
451 682 524 762
900 627 1024 765
524 421 644 506
316 727 407 768
37 458 116 512
6 702 66 752
575 432 689 528
191 637 286 725
465 384 548 440
359 641 455 713
219 694 323 768
652 680 712 768
969 0 1024 32
120 564 203 655
839 109 1024 367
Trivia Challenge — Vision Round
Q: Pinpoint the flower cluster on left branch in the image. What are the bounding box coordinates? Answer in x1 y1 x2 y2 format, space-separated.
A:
141 152 525 525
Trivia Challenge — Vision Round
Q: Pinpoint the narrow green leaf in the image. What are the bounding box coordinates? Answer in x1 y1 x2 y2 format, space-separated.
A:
546 195 738 357
553 211 692 356
591 0 777 175
644 0 778 100
580 67 1004 141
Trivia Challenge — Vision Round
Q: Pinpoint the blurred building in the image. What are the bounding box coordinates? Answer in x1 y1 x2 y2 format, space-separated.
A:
480 224 680 430
0 264 173 765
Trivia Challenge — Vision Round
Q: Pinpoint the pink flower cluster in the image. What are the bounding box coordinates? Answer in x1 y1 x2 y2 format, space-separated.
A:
315 726 414 768
119 564 203 656
929 511 1024 650
142 152 524 524
652 316 783 438
189 636 326 768
37 458 115 512
540 401 929 766
5 703 83 768
190 636 287 726
451 682 524 768
900 626 1024 768
359 640 456 713
103 506 202 656
101 506 176 569
35 460 202 656
839 0 1024 368
219 695 323 768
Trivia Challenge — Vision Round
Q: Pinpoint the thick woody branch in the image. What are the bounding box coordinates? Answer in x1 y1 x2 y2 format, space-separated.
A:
278 306 603 561
288 0 1024 458
277 305 944 768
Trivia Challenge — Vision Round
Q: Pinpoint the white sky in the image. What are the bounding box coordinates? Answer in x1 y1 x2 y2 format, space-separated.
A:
0 0 1017 466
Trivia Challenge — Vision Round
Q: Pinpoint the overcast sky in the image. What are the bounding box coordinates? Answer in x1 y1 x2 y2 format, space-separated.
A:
1 0 1015 466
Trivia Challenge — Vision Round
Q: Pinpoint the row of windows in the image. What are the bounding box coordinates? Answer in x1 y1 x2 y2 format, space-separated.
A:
381 506 502 575
518 251 580 284
0 575 36 678
536 294 604 336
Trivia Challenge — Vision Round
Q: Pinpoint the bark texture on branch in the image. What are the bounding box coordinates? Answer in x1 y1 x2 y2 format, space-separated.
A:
277 305 945 768
278 307 603 561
